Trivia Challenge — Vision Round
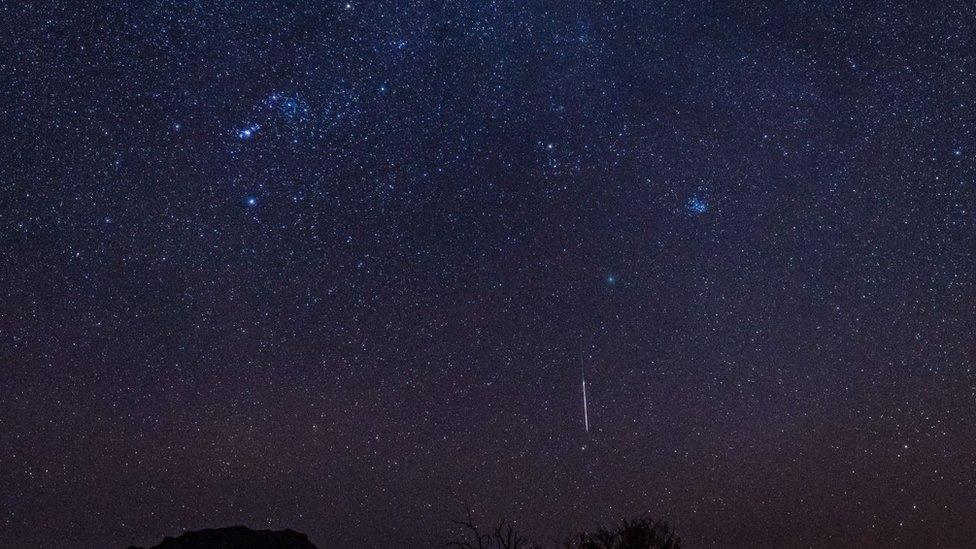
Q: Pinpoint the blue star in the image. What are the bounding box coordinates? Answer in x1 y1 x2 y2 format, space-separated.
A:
686 196 709 214
245 196 257 207
236 123 261 140
605 274 617 285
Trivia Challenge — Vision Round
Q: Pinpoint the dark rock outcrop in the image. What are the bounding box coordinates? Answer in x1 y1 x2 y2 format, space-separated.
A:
126 526 318 549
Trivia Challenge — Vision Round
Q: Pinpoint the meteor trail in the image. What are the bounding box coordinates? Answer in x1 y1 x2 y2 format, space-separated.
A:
581 352 589 433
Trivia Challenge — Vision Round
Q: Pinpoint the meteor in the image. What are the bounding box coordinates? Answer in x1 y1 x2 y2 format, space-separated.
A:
581 353 589 433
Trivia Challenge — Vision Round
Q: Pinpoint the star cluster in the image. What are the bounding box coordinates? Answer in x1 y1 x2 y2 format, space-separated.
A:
1 1 975 548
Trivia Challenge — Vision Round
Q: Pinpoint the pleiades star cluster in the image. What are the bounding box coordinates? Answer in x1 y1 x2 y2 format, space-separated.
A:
2 1 975 547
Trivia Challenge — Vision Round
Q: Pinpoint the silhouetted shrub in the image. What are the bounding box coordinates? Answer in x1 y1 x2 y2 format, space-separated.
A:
445 507 680 549
564 518 682 549
445 506 540 549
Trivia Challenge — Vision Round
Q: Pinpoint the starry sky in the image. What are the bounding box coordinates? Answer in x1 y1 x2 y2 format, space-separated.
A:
2 2 975 548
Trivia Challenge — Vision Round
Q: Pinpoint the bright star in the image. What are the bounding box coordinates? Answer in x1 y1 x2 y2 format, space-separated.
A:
237 123 261 140
246 197 257 206
686 196 709 214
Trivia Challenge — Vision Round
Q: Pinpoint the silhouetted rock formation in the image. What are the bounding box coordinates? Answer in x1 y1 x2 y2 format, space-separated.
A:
126 526 317 549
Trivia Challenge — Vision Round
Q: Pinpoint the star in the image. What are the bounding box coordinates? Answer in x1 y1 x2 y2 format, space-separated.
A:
686 196 709 214
236 124 261 140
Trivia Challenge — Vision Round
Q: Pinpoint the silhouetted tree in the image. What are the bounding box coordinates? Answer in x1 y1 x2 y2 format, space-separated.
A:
564 518 682 549
445 505 540 549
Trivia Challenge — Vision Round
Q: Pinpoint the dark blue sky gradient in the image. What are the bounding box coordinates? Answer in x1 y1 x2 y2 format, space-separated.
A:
2 2 975 547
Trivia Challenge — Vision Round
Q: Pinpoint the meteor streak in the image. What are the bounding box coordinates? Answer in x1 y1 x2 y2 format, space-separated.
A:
581 353 589 433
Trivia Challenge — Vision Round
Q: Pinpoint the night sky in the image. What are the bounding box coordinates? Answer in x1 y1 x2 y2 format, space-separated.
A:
2 2 976 548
